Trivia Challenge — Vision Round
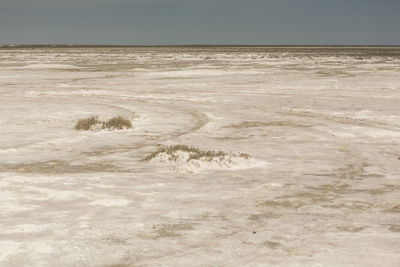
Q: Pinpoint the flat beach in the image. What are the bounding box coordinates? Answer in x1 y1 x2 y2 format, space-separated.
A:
0 46 399 266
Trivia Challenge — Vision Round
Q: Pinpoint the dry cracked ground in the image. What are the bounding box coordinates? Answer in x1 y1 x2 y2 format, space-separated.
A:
0 46 400 266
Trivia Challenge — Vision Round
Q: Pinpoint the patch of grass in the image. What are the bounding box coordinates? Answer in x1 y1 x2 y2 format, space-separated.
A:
187 149 226 161
74 115 101 130
145 145 198 161
144 144 249 162
74 115 132 131
239 152 250 159
102 116 132 130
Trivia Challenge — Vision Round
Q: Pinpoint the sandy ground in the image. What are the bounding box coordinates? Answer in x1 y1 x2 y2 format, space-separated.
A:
0 46 400 266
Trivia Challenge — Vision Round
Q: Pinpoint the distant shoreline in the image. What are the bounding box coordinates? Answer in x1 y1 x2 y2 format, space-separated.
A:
1 44 400 48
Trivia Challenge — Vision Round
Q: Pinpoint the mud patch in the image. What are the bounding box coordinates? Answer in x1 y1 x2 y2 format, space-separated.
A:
316 69 352 77
248 212 281 221
223 120 309 129
336 226 365 233
388 225 400 232
384 204 400 213
146 223 194 239
277 192 333 205
102 235 128 245
264 241 281 249
0 160 120 174
258 200 304 209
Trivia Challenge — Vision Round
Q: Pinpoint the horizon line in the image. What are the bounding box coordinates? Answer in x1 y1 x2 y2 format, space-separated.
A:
1 44 400 48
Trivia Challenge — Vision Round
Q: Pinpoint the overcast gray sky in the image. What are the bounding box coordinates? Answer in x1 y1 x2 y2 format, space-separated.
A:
1 0 399 45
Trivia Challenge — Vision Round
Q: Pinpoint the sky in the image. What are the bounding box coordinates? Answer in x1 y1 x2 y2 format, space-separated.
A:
1 0 399 45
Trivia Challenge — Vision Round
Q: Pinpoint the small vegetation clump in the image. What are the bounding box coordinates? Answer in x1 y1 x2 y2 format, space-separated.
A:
102 116 132 130
239 152 250 159
74 115 132 131
145 144 232 162
74 116 101 130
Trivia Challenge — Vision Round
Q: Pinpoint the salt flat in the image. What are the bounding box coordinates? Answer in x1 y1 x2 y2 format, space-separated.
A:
0 46 399 266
